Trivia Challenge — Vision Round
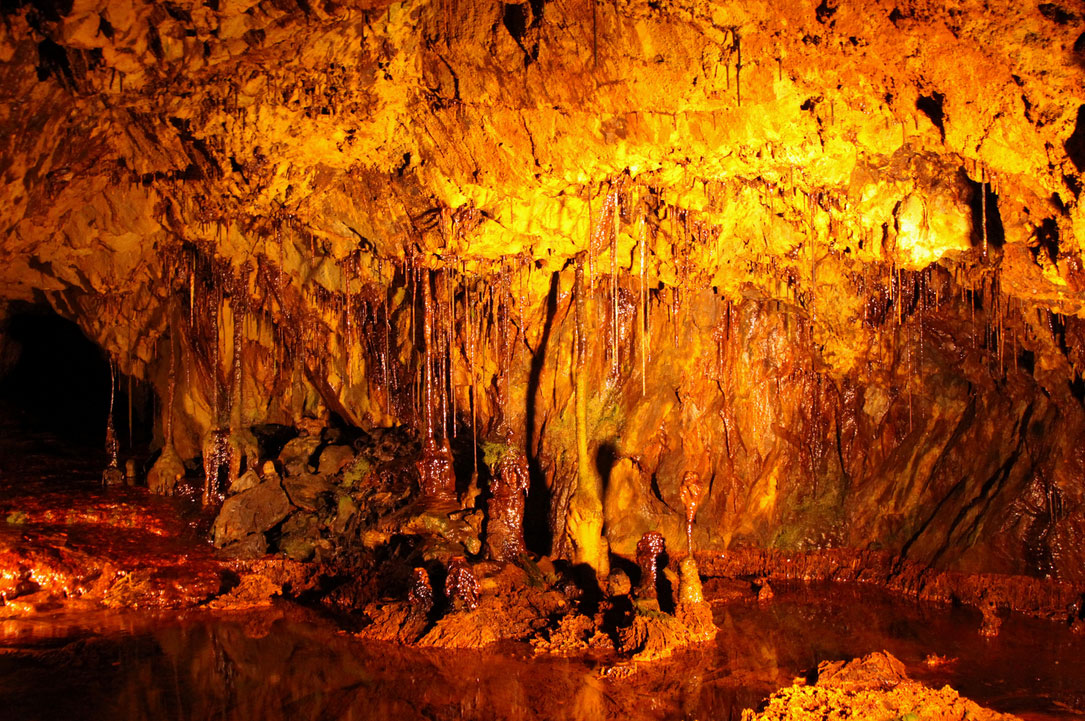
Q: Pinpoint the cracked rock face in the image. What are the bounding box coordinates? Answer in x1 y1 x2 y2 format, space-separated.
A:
3 1 1085 580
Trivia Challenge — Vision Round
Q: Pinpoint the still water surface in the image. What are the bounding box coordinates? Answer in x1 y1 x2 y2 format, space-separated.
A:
1 583 1081 721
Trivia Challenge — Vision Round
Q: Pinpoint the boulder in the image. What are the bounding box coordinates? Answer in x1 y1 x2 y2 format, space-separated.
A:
228 468 262 494
282 473 334 512
279 435 322 476
212 481 292 548
219 532 268 559
279 512 323 561
318 444 355 475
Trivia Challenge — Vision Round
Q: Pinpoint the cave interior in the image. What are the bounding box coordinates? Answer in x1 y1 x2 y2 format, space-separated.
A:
2 0 1085 719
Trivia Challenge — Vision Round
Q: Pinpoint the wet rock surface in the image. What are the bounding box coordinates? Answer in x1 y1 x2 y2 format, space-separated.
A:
0 418 316 615
211 480 291 548
1 581 1083 721
745 651 1019 721
2 0 1085 717
0 0 1083 589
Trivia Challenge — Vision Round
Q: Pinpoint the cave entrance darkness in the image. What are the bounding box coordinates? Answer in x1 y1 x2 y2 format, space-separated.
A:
0 301 152 451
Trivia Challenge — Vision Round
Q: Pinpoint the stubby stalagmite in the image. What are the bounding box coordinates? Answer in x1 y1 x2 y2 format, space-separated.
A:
486 449 530 562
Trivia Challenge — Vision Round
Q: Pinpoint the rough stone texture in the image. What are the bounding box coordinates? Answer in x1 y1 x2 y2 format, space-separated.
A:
2 0 1085 583
317 444 355 475
211 480 292 547
744 651 1020 721
282 473 333 512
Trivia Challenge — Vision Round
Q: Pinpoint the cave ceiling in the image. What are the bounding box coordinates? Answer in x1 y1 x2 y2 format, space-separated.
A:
1 0 1083 309
4 0 1085 581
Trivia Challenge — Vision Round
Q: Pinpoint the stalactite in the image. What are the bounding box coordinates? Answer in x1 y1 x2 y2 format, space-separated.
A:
102 358 122 486
127 347 133 449
166 310 176 448
498 262 513 435
672 285 680 349
417 267 456 506
467 273 479 486
345 255 354 388
446 267 456 439
423 269 435 444
226 291 253 488
679 471 703 557
611 193 619 381
381 260 392 412
211 284 221 427
639 208 647 397
148 299 186 496
981 165 988 260
438 268 448 441
567 254 609 580
733 29 743 108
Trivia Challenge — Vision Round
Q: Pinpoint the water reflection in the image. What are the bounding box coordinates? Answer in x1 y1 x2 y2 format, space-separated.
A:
0 584 1082 721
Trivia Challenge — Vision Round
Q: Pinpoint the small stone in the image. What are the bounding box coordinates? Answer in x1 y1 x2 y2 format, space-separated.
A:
260 460 281 483
340 456 373 488
331 493 357 534
607 568 632 596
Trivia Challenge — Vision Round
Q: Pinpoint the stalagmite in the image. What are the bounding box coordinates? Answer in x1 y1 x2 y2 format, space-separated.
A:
635 531 665 607
486 448 530 562
445 556 480 611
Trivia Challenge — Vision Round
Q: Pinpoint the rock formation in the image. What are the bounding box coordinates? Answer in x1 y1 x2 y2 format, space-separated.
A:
2 0 1085 630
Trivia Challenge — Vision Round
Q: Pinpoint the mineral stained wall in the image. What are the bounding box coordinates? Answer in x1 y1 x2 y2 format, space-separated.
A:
3 0 1085 581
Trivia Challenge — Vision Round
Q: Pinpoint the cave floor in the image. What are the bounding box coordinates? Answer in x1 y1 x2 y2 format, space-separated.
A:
0 408 314 615
0 582 1082 720
0 418 1083 720
0 409 233 613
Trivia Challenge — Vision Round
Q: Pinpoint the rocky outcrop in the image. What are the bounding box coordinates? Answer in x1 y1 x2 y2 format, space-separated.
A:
1 0 1085 584
744 651 1020 721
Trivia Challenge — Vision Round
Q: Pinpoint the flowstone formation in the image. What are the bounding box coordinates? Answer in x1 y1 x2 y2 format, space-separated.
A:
4 0 1085 669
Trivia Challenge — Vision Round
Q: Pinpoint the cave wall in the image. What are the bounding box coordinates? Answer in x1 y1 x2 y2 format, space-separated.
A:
2 0 1085 579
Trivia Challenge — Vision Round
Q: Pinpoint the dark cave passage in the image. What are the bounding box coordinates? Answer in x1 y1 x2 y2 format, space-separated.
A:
0 302 151 450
